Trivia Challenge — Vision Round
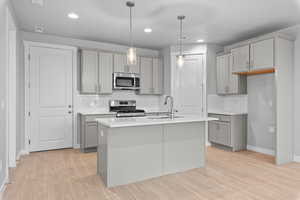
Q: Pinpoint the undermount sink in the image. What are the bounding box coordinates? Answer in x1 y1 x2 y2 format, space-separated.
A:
148 116 184 120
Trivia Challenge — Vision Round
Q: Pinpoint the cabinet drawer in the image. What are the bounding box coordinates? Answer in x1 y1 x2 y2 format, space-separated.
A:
85 114 115 122
208 114 231 122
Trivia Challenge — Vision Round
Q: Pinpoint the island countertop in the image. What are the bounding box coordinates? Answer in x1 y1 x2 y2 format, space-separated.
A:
96 115 218 128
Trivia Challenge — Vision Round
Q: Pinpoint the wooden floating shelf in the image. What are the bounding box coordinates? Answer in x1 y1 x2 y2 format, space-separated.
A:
233 68 275 76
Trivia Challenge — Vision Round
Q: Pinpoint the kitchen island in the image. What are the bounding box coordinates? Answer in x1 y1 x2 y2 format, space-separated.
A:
96 115 216 187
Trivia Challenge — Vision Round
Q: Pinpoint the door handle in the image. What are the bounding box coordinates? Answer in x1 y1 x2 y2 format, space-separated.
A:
68 105 72 108
68 111 72 114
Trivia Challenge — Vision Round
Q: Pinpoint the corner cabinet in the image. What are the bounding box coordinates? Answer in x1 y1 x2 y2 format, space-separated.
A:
80 49 113 94
140 57 164 95
216 54 246 95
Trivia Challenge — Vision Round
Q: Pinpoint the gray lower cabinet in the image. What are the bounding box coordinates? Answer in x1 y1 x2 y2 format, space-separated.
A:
208 113 247 151
79 113 115 152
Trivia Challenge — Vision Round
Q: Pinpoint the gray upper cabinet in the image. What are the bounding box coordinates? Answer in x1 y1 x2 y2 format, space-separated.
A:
80 49 113 94
152 58 163 95
128 56 140 74
216 55 230 94
99 52 113 94
250 38 274 70
231 45 250 73
216 54 246 95
113 53 128 73
139 57 164 95
140 57 153 94
80 50 99 94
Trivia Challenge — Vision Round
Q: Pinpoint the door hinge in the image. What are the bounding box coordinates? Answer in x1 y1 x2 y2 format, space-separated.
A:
28 139 31 145
28 112 31 117
28 54 31 60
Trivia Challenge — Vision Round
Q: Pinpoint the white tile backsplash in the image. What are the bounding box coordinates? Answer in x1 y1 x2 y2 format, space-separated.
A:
208 94 248 113
75 90 165 112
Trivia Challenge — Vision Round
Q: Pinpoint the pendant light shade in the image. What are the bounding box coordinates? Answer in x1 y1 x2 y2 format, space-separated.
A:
177 15 185 67
177 55 184 67
126 1 137 65
127 47 137 65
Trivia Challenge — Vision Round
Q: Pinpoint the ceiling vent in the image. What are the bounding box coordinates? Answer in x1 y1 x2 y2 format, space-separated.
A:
35 24 44 33
32 0 44 6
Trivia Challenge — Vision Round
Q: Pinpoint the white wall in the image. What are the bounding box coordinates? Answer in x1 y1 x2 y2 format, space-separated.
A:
247 74 276 153
207 95 248 114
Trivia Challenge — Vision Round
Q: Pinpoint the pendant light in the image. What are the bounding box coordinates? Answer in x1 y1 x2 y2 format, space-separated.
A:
177 15 185 67
126 1 137 65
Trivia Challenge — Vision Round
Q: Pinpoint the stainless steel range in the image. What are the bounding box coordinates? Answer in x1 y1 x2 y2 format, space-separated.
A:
109 100 145 118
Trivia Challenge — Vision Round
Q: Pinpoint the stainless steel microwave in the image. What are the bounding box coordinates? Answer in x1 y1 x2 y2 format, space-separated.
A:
113 72 140 90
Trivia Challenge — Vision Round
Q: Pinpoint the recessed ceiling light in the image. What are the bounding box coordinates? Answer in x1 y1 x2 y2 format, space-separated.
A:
32 0 44 6
68 12 79 19
35 24 44 33
197 39 205 43
144 28 152 33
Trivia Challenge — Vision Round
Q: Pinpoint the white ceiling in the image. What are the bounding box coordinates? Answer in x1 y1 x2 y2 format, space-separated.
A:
11 0 300 49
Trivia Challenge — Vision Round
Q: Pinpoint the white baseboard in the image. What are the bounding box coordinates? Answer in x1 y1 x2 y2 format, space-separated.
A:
16 149 29 161
73 144 80 149
294 155 300 162
0 173 9 198
247 145 275 156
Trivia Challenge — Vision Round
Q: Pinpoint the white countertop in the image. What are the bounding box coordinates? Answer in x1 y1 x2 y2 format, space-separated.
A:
77 109 116 115
77 108 168 115
208 110 248 115
96 115 218 128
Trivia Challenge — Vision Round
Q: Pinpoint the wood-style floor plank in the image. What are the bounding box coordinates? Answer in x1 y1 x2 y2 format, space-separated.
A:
2 147 300 200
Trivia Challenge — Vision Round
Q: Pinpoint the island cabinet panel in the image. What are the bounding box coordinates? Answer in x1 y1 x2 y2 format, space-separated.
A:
105 126 163 187
97 121 207 187
163 123 205 174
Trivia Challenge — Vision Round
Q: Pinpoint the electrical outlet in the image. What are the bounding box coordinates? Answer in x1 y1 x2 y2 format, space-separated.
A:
268 126 275 133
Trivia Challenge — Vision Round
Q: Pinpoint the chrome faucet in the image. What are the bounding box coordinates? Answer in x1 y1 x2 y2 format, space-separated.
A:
164 96 176 118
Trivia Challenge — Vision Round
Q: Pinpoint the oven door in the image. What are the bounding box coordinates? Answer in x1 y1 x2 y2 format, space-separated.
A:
113 73 140 90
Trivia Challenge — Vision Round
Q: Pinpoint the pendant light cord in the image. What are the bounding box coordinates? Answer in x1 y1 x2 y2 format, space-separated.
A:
180 18 183 56
130 6 133 48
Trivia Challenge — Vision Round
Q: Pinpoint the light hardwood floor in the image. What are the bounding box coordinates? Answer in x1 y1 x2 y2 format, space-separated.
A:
2 147 300 200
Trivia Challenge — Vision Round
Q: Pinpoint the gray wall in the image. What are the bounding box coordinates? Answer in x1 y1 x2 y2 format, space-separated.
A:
0 0 8 190
294 32 300 157
247 74 276 151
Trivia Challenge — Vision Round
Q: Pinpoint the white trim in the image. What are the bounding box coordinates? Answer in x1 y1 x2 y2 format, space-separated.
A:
0 173 8 198
247 145 275 156
24 41 78 153
16 150 29 161
294 155 300 163
8 29 17 168
73 144 80 149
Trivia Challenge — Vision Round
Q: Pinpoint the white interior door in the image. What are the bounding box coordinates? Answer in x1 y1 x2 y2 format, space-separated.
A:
29 46 73 152
174 55 205 116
